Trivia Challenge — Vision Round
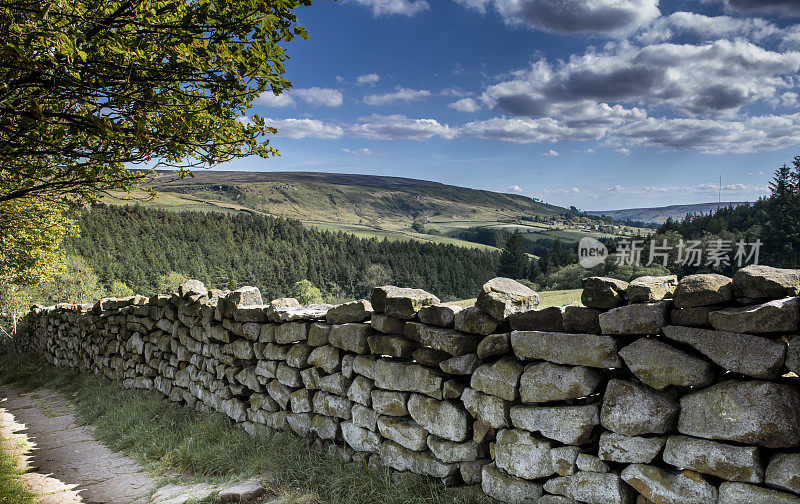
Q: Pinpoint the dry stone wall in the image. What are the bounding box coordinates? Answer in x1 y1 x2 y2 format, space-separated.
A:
23 266 800 504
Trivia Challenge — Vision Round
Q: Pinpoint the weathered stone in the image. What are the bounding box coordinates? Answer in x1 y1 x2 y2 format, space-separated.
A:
766 453 800 495
178 279 207 296
509 306 564 332
307 345 341 374
481 463 543 504
670 307 713 327
367 334 417 358
309 414 339 440
544 471 634 504
406 322 481 357
538 496 578 504
440 354 481 375
318 372 351 396
369 314 405 334
379 441 458 479
461 387 510 429
674 273 734 308
411 347 449 367
418 304 462 327
621 464 718 504
709 297 799 333
719 482 800 504
371 286 440 319
663 325 785 379
460 459 489 486
217 480 266 503
563 304 602 334
628 275 679 303
312 391 352 420
299 367 322 390
352 403 379 431
495 428 554 481
601 379 679 436
290 389 313 413
328 323 372 354
443 380 466 400
475 278 539 321
576 454 609 473
520 362 602 403
599 301 671 335
372 359 443 399
476 333 511 360
787 336 800 375
286 343 313 368
408 394 470 442
470 357 523 401
426 436 487 463
679 380 800 448
371 389 409 417
235 367 264 392
454 306 499 335
551 446 581 476
326 300 373 324
352 354 376 379
598 432 666 464
510 404 599 445
276 362 303 387
273 322 308 344
222 339 255 360
734 265 800 299
663 435 763 483
223 287 264 317
581 277 629 309
341 421 381 453
619 337 714 389
511 331 622 368
267 380 292 410
307 322 331 346
347 375 373 406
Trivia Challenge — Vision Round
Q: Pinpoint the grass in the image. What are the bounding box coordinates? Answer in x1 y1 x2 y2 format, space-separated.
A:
0 356 490 504
451 288 582 310
0 436 35 504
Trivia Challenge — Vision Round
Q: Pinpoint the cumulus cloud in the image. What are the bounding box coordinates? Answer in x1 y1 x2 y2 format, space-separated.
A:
255 92 295 107
364 87 432 105
453 0 660 34
349 114 456 140
343 147 373 155
264 118 344 139
349 0 429 16
449 98 481 112
709 0 800 17
542 149 560 157
293 87 344 107
508 185 524 193
461 116 604 143
356 73 381 85
637 12 780 44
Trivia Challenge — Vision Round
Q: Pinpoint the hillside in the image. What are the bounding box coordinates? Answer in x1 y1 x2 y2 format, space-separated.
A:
587 201 748 224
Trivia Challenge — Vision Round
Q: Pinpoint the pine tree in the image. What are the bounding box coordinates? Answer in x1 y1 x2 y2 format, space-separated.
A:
498 230 529 279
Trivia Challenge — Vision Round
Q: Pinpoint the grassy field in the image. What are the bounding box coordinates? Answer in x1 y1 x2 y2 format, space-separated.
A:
452 289 582 309
0 356 490 504
0 433 35 504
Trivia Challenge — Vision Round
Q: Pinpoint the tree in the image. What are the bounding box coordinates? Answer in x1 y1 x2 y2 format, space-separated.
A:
289 279 324 304
36 255 103 305
158 271 190 293
1 0 315 280
498 230 529 279
108 280 134 298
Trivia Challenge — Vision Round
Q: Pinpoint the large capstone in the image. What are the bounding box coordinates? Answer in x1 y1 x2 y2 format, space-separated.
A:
509 306 565 332
733 265 800 299
494 428 554 480
599 300 671 335
674 273 734 308
601 379 679 436
619 337 714 389
709 297 799 333
475 278 539 320
407 394 470 443
627 275 678 303
581 277 629 309
371 286 440 319
326 300 372 324
511 331 622 368
621 464 718 504
662 435 763 483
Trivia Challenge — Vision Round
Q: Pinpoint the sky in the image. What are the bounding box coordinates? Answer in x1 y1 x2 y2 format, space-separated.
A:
221 0 800 211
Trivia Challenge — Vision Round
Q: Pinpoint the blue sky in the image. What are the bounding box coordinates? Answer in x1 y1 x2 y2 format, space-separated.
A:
223 0 800 211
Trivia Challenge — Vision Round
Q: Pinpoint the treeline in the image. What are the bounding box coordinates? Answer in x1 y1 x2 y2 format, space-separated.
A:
64 205 500 301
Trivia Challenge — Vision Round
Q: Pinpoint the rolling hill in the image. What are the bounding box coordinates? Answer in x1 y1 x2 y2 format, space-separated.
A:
587 201 748 224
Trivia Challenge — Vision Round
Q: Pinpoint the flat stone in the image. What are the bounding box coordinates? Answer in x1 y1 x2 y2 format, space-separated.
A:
719 482 800 504
494 428 554 480
470 357 523 401
307 345 341 374
405 322 481 356
352 355 376 379
511 331 622 368
328 323 372 353
599 301 671 335
326 300 373 324
663 325 786 379
679 380 800 448
598 432 666 464
766 453 800 495
312 391 352 420
581 277 629 309
379 441 458 478
544 471 634 504
341 421 381 453
509 306 565 332
674 273 734 308
407 394 470 442
307 322 331 346
367 334 417 358
426 436 487 463
563 304 602 334
601 379 679 436
576 454 609 473
734 265 800 299
418 304 462 327
371 389 409 416
482 463 543 504
273 322 309 344
377 416 428 451
476 333 511 360
371 286 440 319
318 372 352 396
372 359 443 399
510 404 599 445
627 275 678 303
520 362 602 403
217 480 266 503
369 314 405 334
475 277 539 320
440 354 481 375
454 306 499 335
669 307 713 327
619 337 714 389
709 297 799 333
461 387 510 429
622 464 718 504
551 446 581 476
663 435 763 483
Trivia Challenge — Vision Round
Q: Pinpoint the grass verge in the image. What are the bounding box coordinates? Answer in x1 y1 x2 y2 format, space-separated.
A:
0 435 35 504
0 356 489 504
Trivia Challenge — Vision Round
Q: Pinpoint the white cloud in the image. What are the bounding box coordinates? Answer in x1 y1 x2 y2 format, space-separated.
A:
705 0 800 17
615 146 631 155
349 0 429 16
264 118 344 139
637 12 780 44
364 87 432 105
293 87 344 107
356 73 381 86
343 147 373 156
349 114 456 140
449 98 481 112
542 149 560 157
461 115 617 144
508 185 524 193
255 92 295 107
336 76 347 84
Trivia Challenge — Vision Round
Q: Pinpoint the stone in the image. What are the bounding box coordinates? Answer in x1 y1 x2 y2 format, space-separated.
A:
470 357 523 401
460 459 489 485
787 336 800 375
262 342 289 360
407 394 470 442
619 337 714 389
406 323 481 357
367 334 417 358
551 446 581 476
670 307 713 327
351 354 376 379
426 436 487 463
475 278 539 320
494 429 554 480
276 362 303 387
318 372 351 396
217 480 266 503
372 359 444 400
598 432 666 464
178 279 207 296
476 333 511 360
273 322 308 344
290 389 313 413
341 421 381 453
379 441 458 478
300 367 322 390
679 380 800 448
328 323 372 354
766 453 800 495
576 454 609 473
539 497 578 504
307 322 331 346
352 403 379 431
622 465 718 504
511 331 622 368
544 472 634 504
309 414 339 440
225 286 263 313
509 306 565 331
371 389 409 417
347 375 373 406
674 273 734 308
371 286 440 319
326 300 373 324
286 343 313 368
627 275 678 303
563 304 602 334
481 463 543 504
663 325 786 379
443 380 465 400
418 304 462 327
601 379 679 436
461 387 511 429
520 362 602 403
369 314 405 334
440 354 481 375
411 347 449 367
454 306 499 335
307 345 341 374
599 300 671 335
581 277 629 309
222 339 255 360
733 265 800 299
709 297 799 333
312 391 352 420
663 435 764 483
718 482 800 504
510 404 599 445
